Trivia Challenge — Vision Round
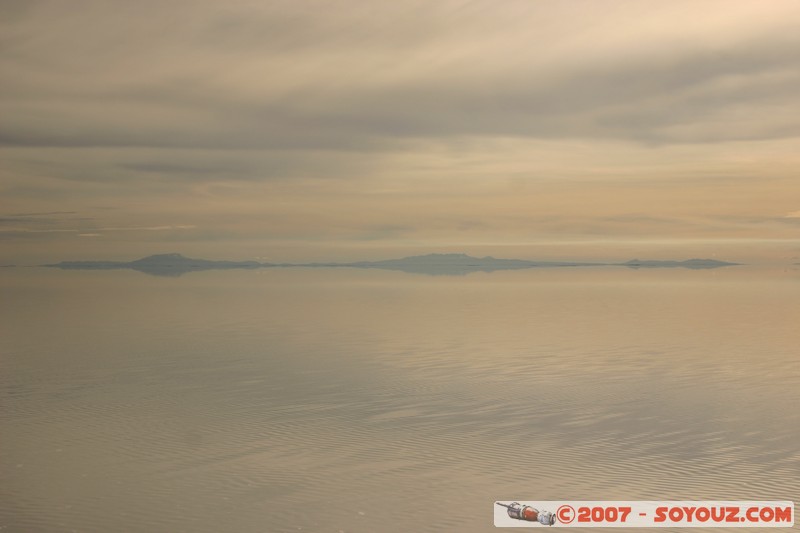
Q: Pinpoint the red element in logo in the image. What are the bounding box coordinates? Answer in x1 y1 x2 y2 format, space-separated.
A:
558 504 576 524
523 507 539 521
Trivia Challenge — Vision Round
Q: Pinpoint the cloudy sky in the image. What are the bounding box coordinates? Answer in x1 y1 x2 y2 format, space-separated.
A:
2 0 800 264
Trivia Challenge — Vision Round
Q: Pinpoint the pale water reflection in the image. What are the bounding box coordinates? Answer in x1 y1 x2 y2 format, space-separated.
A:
1 267 798 532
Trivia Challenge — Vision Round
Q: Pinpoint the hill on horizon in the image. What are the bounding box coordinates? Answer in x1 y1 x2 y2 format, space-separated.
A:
43 252 739 277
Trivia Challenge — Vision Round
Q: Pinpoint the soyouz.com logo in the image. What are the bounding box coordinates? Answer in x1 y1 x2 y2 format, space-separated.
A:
494 501 794 527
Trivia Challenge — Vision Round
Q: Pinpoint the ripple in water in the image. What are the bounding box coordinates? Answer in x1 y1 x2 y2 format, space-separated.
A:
1 268 798 532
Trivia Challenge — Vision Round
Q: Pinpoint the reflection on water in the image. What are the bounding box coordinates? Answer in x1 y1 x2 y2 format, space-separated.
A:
1 267 799 532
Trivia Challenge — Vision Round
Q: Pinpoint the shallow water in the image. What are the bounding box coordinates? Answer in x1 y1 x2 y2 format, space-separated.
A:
1 266 799 532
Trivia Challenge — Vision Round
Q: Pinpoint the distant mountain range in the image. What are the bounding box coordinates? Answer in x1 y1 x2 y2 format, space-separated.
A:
43 253 739 277
345 253 605 275
46 253 265 277
623 258 738 269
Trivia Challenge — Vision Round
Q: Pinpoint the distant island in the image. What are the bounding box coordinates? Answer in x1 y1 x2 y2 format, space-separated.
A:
46 253 265 277
43 253 740 277
623 258 738 269
344 253 609 275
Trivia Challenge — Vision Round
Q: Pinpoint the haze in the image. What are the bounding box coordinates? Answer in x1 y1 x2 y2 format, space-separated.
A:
2 1 800 265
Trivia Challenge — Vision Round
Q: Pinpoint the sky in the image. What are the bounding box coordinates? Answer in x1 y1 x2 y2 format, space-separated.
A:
2 0 800 264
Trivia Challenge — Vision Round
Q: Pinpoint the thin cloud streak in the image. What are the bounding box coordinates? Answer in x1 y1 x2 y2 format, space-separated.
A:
0 225 195 234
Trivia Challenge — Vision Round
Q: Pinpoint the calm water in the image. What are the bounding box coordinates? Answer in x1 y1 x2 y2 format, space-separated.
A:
1 266 799 532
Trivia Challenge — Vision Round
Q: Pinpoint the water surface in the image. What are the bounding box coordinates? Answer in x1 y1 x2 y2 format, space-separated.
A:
2 266 798 532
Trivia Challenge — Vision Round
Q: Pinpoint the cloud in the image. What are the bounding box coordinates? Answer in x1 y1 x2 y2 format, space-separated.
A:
4 211 78 217
2 1 800 151
2 1 800 263
0 224 195 235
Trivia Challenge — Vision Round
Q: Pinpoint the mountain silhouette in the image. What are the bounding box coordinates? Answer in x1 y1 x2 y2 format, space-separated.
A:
344 253 603 275
45 253 739 277
624 258 738 270
47 253 267 277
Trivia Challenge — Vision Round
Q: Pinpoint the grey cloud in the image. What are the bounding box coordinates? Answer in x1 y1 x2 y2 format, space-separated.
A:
113 149 387 184
120 162 243 176
2 2 799 152
4 211 78 217
355 225 416 241
599 215 685 226
329 41 800 144
0 212 87 226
